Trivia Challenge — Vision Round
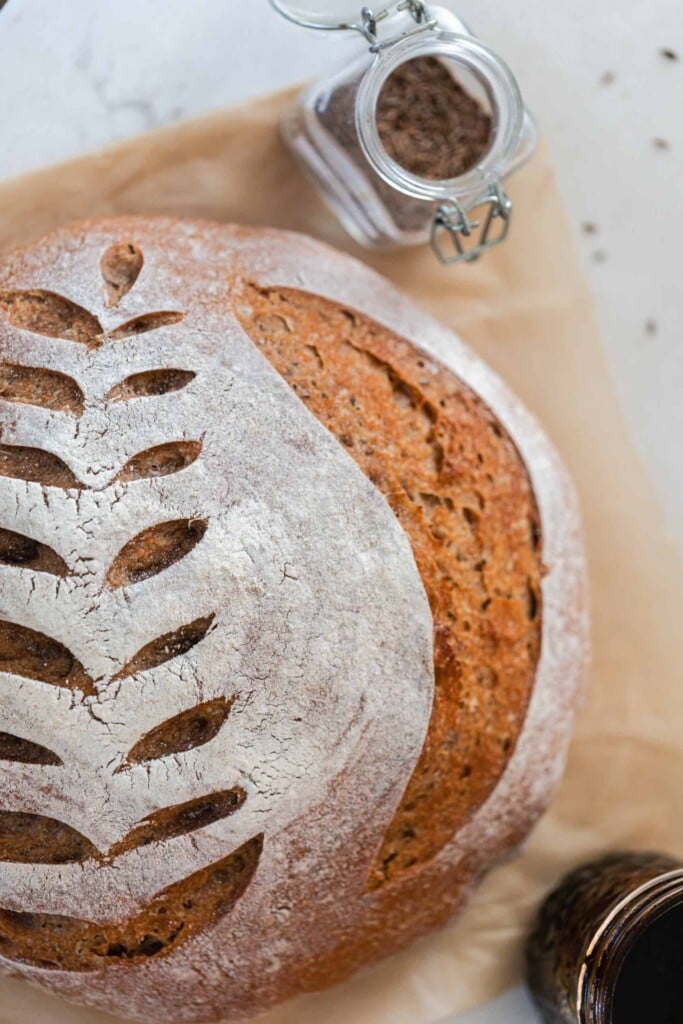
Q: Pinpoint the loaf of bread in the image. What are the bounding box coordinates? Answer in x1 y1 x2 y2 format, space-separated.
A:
0 218 589 1023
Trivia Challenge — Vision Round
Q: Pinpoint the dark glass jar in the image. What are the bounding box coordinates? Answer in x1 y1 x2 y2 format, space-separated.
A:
527 852 683 1024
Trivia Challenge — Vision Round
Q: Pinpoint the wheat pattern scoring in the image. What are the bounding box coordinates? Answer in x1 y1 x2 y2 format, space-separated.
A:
0 244 263 970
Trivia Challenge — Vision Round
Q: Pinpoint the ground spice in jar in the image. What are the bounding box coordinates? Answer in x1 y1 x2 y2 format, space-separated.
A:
317 56 493 234
376 56 493 179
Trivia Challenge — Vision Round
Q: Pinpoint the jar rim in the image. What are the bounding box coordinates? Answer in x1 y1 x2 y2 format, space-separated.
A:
354 30 524 203
577 868 683 1024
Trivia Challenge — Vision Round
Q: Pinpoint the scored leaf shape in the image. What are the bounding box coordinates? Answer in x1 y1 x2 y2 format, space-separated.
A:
113 615 215 682
0 242 261 976
0 250 183 350
0 794 246 865
106 369 196 402
0 621 95 696
0 444 82 490
109 311 184 340
0 290 102 345
119 696 233 769
0 835 263 971
0 364 84 416
106 519 208 590
108 790 246 859
100 243 144 308
115 440 202 484
0 732 63 766
0 528 70 577
0 811 99 864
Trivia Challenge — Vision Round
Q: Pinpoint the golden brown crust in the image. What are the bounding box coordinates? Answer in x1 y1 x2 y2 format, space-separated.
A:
235 282 543 886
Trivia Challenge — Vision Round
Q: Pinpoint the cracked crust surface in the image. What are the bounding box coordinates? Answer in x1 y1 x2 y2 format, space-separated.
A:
0 218 588 1023
235 283 544 887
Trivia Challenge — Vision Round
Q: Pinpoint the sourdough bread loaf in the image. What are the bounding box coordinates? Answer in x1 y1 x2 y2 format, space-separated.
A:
0 218 589 1023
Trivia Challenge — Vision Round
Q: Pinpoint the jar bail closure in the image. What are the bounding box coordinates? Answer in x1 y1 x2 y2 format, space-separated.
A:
269 2 430 37
432 185 512 265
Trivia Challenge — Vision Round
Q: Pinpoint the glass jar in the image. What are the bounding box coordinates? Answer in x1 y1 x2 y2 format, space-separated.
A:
270 2 537 264
526 851 683 1024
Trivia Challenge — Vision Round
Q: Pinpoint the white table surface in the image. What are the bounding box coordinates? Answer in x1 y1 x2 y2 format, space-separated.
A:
0 2 681 1022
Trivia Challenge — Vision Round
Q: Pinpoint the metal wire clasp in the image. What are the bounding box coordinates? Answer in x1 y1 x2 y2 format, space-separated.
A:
358 2 431 43
431 182 512 265
270 1 436 44
398 0 430 22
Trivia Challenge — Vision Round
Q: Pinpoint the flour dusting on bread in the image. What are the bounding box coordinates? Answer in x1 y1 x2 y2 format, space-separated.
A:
0 219 588 1024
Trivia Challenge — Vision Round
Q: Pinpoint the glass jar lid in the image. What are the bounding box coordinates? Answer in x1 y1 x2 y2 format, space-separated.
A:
355 29 524 203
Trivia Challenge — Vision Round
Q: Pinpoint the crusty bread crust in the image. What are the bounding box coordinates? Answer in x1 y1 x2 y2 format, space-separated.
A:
0 218 589 1023
235 282 544 888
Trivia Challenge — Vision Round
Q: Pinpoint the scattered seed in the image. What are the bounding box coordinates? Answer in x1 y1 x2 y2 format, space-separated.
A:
600 71 617 86
592 250 608 264
645 319 658 336
653 137 670 151
660 48 678 62
582 222 599 236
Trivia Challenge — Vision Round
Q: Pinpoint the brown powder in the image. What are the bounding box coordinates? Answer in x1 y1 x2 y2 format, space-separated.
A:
377 57 492 180
318 57 492 234
318 77 427 232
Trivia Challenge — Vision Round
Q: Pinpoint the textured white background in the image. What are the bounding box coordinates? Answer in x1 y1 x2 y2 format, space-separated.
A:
0 1 681 1021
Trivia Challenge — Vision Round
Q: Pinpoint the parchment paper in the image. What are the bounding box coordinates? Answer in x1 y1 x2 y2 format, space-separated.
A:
0 89 682 1024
